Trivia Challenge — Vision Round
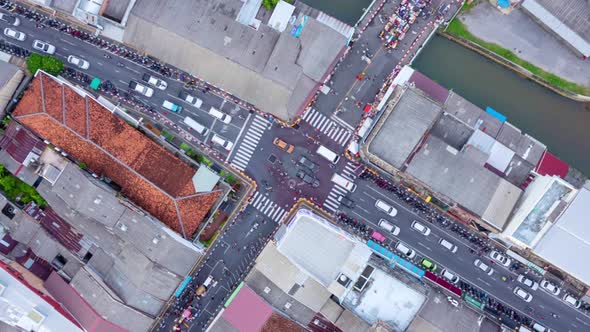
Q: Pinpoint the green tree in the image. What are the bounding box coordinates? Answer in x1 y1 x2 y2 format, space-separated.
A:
26 54 64 76
262 0 279 10
26 53 43 75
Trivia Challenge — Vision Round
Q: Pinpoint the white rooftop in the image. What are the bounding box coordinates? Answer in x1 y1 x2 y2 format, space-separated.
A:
276 209 371 290
267 0 295 32
0 266 83 332
534 188 590 285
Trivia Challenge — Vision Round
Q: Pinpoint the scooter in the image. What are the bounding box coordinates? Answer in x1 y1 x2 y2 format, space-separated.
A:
447 296 459 307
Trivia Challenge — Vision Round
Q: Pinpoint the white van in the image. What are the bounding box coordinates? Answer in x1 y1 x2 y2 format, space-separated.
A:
395 242 416 259
162 100 182 113
378 219 400 235
183 116 209 136
531 323 546 332
331 173 357 192
209 107 232 124
211 134 233 151
316 145 340 164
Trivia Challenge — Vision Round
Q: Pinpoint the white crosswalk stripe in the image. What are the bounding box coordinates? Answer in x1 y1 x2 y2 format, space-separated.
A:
301 108 352 146
342 161 358 179
323 185 344 212
249 191 287 222
230 115 269 171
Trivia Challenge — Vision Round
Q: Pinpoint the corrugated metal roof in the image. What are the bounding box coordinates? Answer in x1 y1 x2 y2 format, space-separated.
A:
522 0 590 57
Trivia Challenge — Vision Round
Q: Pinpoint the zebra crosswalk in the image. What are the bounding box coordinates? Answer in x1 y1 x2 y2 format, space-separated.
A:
302 108 352 146
342 161 359 180
250 191 288 222
324 183 348 212
230 115 270 171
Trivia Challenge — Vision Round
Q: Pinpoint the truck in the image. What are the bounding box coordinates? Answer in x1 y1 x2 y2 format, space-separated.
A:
195 275 214 297
128 81 154 97
142 73 168 90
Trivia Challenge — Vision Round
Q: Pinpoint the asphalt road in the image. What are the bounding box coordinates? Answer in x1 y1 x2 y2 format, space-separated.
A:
1 3 589 332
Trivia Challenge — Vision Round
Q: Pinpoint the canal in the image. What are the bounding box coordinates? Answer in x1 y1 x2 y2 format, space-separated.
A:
412 35 590 175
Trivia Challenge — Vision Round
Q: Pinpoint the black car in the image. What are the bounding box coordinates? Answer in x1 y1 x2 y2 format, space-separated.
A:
296 170 319 187
298 156 318 172
337 195 355 209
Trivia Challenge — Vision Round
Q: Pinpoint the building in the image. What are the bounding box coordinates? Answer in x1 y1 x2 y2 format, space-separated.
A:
0 125 206 331
245 208 425 331
0 60 23 119
208 283 306 332
521 0 590 58
11 71 221 238
0 261 83 332
122 0 349 122
362 67 555 230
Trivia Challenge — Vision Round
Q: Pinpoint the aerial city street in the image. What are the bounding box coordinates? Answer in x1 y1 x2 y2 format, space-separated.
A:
0 0 587 332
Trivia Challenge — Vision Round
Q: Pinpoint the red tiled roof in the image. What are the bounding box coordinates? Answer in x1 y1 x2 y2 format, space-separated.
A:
535 151 569 179
12 72 221 237
44 272 128 332
25 203 84 254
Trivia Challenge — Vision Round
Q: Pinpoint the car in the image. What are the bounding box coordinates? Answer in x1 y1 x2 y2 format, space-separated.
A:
3 28 25 41
562 294 581 308
32 40 56 54
298 156 318 172
67 55 90 70
395 242 415 259
411 221 431 236
337 195 355 209
441 268 460 284
378 219 400 235
438 238 458 253
375 199 397 217
178 91 203 108
0 13 19 26
296 170 319 188
540 279 561 296
517 275 539 290
273 138 294 153
162 100 182 113
489 250 511 267
513 286 533 303
129 81 154 97
142 73 167 90
474 259 493 275
420 258 437 272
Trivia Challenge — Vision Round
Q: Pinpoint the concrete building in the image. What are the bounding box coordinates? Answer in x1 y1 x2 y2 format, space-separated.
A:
363 67 555 230
0 261 83 332
122 0 349 122
0 60 23 119
521 0 590 58
0 138 204 331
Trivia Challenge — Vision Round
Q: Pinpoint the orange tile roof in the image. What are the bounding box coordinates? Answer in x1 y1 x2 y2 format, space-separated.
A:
13 72 221 237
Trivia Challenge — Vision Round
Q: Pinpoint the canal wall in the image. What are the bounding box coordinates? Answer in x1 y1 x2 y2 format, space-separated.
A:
438 31 590 103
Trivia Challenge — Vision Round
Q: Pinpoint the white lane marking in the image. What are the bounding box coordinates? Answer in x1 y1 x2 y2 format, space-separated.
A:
476 277 492 287
97 62 103 66
126 66 141 74
59 38 76 46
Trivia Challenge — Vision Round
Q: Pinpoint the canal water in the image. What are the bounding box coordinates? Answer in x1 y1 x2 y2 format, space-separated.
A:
412 35 590 175
301 0 374 26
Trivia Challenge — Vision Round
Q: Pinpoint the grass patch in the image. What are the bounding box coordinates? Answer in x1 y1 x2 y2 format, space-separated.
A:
0 165 47 207
201 231 219 247
446 19 590 95
180 142 191 152
460 0 480 13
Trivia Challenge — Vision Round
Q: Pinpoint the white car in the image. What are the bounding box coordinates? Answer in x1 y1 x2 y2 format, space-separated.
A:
129 81 154 97
375 199 397 217
0 13 20 26
540 279 561 296
67 55 90 70
489 250 511 267
142 73 167 90
3 28 25 41
513 286 533 303
563 294 581 308
32 40 56 54
178 91 203 108
474 259 493 275
411 220 431 236
517 275 539 291
441 268 460 284
439 238 458 253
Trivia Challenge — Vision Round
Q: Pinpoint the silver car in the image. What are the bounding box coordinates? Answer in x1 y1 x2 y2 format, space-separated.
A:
67 55 90 70
33 40 56 54
474 259 493 275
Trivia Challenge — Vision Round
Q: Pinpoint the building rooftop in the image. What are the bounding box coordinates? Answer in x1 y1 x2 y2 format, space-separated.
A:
123 0 347 121
368 87 442 170
534 188 590 285
276 209 371 290
12 72 221 237
101 0 131 23
522 0 590 56
406 136 522 230
0 262 82 332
